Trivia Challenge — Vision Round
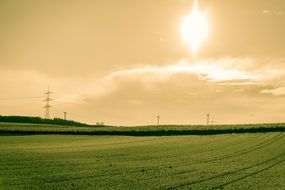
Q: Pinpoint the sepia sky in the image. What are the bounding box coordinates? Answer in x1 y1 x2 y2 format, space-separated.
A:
1 0 285 125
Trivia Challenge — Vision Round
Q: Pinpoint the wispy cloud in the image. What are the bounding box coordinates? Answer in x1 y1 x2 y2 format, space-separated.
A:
261 87 285 96
2 57 284 102
84 57 268 97
102 57 282 84
86 57 284 98
105 58 255 82
262 10 284 16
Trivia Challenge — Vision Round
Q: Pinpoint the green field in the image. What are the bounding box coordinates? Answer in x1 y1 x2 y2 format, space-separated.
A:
1 125 285 189
1 122 285 136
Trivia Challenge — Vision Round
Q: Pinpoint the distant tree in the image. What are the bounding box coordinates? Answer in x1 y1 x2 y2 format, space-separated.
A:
96 122 105 126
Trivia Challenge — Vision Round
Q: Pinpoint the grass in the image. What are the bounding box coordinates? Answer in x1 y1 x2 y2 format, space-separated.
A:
0 131 285 189
1 122 285 136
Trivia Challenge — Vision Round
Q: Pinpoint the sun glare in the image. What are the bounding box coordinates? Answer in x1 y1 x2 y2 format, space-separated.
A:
181 0 210 55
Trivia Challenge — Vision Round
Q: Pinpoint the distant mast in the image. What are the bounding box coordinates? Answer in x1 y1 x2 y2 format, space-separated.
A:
206 113 210 126
157 115 160 126
44 86 53 119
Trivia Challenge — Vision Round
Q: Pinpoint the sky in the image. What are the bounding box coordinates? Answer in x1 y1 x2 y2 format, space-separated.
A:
0 0 285 126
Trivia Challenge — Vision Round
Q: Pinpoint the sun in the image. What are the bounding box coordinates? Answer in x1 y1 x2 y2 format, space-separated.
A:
181 0 210 55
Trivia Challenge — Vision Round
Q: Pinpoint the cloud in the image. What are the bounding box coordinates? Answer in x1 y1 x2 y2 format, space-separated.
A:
261 87 285 96
104 58 260 82
262 10 284 16
1 57 285 104
84 57 285 99
1 56 284 104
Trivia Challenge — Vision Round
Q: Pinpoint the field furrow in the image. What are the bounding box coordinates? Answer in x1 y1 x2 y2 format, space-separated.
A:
1 131 284 189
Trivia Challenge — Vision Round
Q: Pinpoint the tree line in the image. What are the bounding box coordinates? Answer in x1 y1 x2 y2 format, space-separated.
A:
0 115 103 127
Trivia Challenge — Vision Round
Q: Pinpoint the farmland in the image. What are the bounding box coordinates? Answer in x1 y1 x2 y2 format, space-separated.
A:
0 123 285 189
1 122 285 136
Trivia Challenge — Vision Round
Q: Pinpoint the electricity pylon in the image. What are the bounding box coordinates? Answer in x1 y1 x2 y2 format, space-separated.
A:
43 87 53 119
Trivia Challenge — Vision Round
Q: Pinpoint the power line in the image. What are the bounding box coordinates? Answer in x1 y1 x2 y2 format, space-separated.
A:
0 96 42 101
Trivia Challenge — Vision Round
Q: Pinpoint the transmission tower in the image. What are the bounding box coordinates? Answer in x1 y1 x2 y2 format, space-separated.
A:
43 87 53 119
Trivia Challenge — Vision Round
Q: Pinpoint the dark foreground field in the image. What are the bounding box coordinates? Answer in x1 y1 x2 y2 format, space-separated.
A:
1 127 285 189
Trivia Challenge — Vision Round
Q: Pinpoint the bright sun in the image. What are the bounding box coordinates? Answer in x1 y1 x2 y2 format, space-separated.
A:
181 0 210 55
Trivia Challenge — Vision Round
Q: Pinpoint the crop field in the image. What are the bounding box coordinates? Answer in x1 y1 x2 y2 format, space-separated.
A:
1 131 285 189
1 122 285 136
